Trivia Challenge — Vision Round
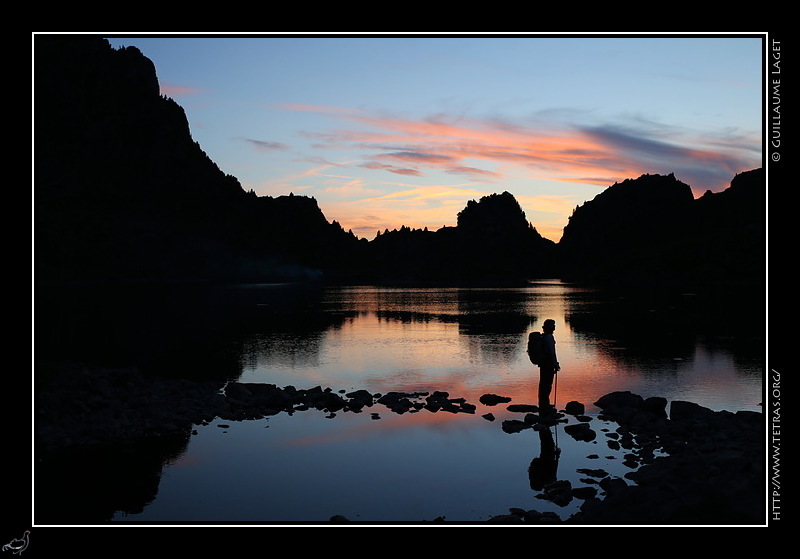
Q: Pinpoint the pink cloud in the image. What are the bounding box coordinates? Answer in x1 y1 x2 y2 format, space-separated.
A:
360 161 423 176
280 104 759 192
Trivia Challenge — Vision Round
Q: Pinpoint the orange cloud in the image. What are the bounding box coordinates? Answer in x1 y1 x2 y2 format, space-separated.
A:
303 111 638 187
282 105 757 190
323 183 491 237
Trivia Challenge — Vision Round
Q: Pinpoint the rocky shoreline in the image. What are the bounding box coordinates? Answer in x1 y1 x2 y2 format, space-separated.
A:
34 365 765 525
491 392 765 525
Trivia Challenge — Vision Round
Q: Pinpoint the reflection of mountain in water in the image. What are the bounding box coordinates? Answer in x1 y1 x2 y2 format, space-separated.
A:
374 289 535 334
36 283 243 381
564 287 764 370
35 283 357 381
35 432 191 523
454 290 536 363
36 284 540 382
370 289 536 362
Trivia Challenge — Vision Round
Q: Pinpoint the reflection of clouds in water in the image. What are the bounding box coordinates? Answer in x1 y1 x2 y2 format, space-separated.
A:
236 284 761 414
647 343 763 411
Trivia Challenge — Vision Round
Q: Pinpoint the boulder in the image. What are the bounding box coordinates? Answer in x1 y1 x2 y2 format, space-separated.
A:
537 480 573 506
595 391 644 415
669 400 716 422
501 419 530 434
345 389 374 411
507 404 539 413
564 400 585 415
564 423 596 442
642 396 668 418
480 393 512 406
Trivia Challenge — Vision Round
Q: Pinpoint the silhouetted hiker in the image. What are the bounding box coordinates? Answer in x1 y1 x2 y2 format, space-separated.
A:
528 426 559 491
535 319 560 415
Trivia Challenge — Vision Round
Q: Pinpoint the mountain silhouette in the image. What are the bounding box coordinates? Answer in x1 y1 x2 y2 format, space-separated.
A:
34 35 364 284
33 35 765 289
368 192 557 285
559 170 765 288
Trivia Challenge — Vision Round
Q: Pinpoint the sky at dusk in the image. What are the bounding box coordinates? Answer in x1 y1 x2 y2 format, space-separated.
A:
104 34 764 241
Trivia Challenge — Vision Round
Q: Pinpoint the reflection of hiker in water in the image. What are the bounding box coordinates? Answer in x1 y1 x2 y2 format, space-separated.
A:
528 426 559 491
528 318 560 415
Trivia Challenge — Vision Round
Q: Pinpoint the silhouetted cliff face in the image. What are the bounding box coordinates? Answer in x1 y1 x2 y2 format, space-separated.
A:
691 168 765 286
558 170 765 288
34 35 363 283
369 192 558 285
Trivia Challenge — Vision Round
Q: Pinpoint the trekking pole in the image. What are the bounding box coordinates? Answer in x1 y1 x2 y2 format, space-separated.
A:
553 371 558 412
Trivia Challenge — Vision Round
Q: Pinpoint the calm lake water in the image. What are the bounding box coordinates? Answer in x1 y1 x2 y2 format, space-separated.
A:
35 281 764 524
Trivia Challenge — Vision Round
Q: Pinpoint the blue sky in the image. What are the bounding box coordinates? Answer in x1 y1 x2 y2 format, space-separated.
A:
104 34 764 241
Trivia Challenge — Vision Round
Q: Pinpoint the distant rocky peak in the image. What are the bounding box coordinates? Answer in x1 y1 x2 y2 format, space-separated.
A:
593 173 694 207
457 191 529 233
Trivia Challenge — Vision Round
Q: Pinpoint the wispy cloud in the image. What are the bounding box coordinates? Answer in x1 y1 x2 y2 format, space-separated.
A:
360 161 424 176
576 122 760 191
239 137 290 152
282 104 760 193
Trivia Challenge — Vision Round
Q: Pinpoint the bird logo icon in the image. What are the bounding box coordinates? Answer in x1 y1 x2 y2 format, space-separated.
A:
2 531 29 555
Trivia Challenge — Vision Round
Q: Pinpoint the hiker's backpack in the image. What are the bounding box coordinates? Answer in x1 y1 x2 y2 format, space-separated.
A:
527 331 544 365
